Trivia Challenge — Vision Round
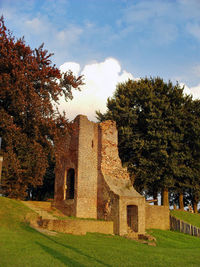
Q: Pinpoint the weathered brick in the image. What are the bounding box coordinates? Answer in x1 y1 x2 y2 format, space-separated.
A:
54 115 169 235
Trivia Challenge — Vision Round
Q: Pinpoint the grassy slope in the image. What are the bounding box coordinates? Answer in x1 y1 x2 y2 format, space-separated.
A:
0 197 200 267
171 210 200 228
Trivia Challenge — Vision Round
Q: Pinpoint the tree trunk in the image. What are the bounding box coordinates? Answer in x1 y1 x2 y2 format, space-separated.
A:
193 202 198 213
153 191 158 205
179 193 184 210
193 196 198 213
162 188 169 206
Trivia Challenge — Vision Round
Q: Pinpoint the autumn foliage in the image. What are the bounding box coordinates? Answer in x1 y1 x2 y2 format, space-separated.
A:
0 17 83 199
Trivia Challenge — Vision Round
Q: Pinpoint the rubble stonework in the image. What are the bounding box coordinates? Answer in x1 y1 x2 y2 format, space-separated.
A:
54 115 169 235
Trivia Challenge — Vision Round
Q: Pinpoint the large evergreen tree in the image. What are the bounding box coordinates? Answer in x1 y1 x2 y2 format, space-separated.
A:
182 99 200 212
96 77 199 207
0 17 83 199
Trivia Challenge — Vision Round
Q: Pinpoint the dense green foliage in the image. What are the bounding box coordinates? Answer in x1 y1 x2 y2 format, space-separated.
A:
0 17 83 199
1 197 200 267
96 77 200 208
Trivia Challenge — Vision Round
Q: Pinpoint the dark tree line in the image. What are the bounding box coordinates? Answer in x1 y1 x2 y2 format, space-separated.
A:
0 17 83 199
96 77 200 212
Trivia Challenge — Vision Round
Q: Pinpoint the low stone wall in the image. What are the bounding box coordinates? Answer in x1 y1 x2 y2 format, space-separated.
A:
170 215 200 237
145 205 170 230
52 200 76 217
38 218 114 235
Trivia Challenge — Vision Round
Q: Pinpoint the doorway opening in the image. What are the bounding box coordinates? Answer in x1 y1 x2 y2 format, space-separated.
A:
127 205 138 232
66 168 75 199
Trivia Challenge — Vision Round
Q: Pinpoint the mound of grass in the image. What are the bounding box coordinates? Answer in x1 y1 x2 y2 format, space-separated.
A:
1 196 200 267
171 210 200 228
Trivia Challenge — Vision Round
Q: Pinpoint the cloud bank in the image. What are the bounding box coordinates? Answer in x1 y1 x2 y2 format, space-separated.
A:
182 83 200 100
58 58 134 121
58 57 200 122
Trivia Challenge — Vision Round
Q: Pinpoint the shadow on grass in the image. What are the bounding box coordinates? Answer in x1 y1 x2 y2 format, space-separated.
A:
23 224 111 267
36 242 85 267
21 222 38 233
36 230 111 267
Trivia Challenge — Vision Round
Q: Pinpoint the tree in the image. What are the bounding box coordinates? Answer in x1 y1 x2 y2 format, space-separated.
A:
0 17 84 199
96 77 194 206
181 99 200 212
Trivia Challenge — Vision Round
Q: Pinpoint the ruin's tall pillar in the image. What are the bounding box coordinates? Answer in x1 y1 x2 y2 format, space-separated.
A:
76 115 98 218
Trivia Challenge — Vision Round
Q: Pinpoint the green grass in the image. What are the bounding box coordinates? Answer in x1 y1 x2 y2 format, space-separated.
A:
171 210 200 228
1 196 200 267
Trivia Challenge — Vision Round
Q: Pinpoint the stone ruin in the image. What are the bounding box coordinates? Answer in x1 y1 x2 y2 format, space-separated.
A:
54 115 169 236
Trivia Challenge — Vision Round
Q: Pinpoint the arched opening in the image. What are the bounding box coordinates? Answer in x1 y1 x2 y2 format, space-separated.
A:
127 205 138 232
66 168 75 199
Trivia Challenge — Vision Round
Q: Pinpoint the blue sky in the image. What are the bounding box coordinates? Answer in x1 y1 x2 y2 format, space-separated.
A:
1 0 200 120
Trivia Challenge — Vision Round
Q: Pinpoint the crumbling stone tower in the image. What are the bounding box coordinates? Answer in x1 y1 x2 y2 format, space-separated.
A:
54 115 146 235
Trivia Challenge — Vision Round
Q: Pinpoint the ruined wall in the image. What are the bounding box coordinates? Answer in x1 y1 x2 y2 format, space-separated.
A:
97 120 128 234
39 218 114 235
76 115 98 218
54 115 168 236
97 120 146 235
145 205 170 230
99 120 129 180
97 171 120 234
53 118 79 216
97 121 120 228
54 115 99 218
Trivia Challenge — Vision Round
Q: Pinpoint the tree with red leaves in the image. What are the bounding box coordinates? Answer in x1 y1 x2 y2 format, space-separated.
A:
0 17 83 199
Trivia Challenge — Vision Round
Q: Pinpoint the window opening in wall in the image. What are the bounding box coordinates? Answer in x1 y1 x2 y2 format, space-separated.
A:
127 205 138 232
66 168 75 199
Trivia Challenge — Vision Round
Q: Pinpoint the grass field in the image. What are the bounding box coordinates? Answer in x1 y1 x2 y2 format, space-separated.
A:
1 196 200 267
171 209 200 228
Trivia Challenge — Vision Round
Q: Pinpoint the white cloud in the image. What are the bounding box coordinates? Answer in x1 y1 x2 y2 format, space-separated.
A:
121 0 200 44
58 58 200 122
58 58 135 121
25 17 48 34
23 16 83 53
121 0 179 44
181 83 200 99
59 62 80 76
188 84 200 99
58 67 200 122
124 0 171 24
56 25 83 45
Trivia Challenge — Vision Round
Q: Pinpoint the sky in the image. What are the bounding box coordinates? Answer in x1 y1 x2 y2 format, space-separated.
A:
1 0 200 121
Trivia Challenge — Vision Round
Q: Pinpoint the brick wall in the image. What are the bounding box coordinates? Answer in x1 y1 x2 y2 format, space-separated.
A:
98 120 146 235
40 218 114 235
54 115 169 236
119 197 146 235
145 205 170 230
54 115 98 218
76 115 98 218
99 120 130 181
